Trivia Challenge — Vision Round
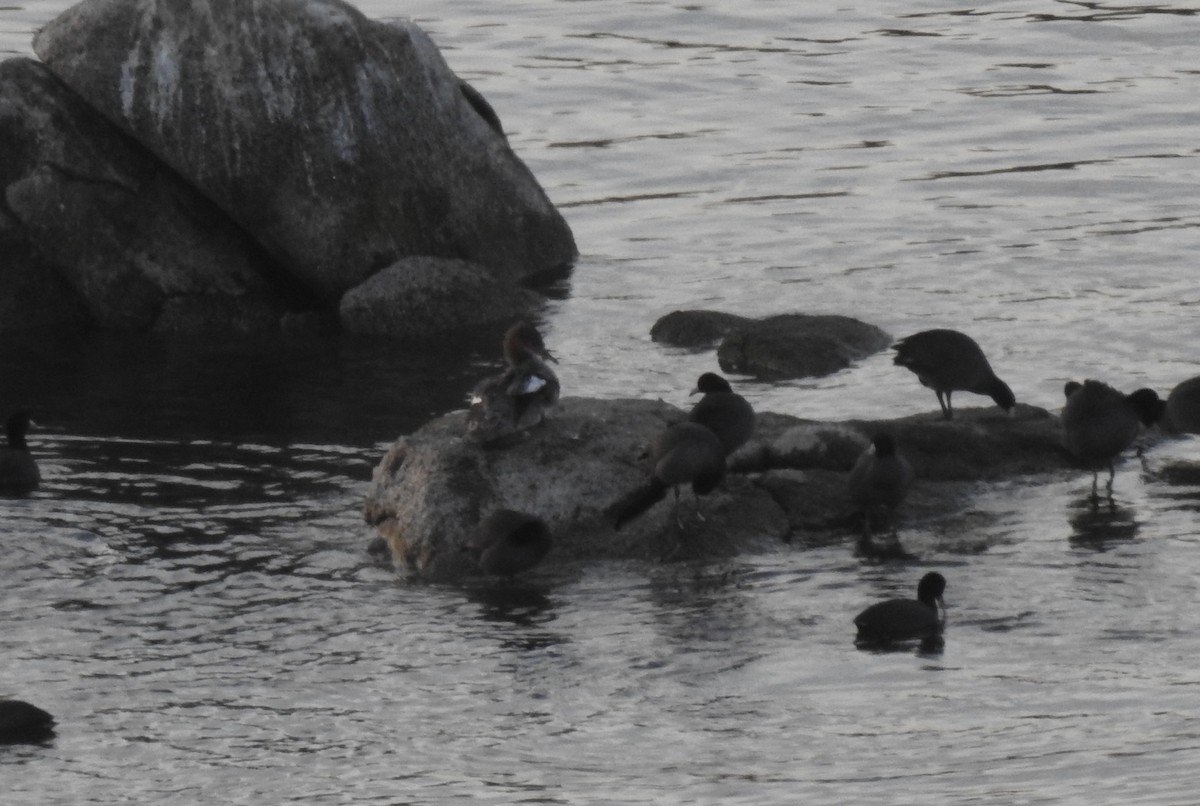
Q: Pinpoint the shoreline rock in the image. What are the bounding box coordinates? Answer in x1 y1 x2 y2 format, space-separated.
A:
363 395 1082 580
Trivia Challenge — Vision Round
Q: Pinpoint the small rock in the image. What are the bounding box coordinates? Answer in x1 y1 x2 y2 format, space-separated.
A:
650 310 752 348
339 257 539 338
717 313 892 380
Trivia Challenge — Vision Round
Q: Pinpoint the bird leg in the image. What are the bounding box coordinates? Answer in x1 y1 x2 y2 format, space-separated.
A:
936 390 951 419
671 486 686 530
693 490 707 523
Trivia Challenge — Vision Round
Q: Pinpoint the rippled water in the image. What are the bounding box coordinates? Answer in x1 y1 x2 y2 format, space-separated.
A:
4 1 1200 803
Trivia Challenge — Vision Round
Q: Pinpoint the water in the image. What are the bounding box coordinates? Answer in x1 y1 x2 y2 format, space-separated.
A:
4 0 1200 802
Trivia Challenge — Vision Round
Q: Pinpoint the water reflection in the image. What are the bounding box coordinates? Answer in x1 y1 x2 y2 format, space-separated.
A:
0 326 525 447
1148 460 1200 511
854 633 945 657
1068 497 1140 547
464 579 557 630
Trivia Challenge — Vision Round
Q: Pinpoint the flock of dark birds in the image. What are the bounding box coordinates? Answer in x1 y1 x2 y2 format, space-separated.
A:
460 321 1197 650
1 321 1191 744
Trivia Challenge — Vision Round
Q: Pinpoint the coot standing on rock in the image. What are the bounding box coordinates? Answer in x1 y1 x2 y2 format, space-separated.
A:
0 411 39 496
687 372 755 456
854 571 946 644
464 509 552 577
613 422 726 530
1062 379 1163 499
892 329 1015 419
848 433 914 557
467 322 561 440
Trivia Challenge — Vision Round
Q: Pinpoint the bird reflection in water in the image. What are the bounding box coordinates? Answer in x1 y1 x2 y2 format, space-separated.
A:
1068 496 1140 547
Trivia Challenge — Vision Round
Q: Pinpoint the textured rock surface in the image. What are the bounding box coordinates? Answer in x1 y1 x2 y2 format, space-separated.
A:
33 0 577 306
650 310 751 348
364 395 1084 579
716 313 893 380
0 58 283 332
339 257 540 338
649 310 892 380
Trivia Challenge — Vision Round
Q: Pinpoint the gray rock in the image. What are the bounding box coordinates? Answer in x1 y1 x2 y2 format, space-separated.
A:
0 225 88 333
649 310 892 380
650 310 752 348
0 57 285 333
717 313 893 380
34 0 577 308
339 257 539 338
363 396 1074 579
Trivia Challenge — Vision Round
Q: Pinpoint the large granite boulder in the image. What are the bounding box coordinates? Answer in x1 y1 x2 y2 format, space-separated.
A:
0 58 285 332
651 310 892 380
33 0 577 311
364 396 1080 580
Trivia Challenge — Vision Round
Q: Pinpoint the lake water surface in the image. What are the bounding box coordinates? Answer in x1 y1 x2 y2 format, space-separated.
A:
3 1 1200 803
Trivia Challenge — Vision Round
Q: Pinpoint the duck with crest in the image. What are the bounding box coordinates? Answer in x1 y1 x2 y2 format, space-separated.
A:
467 321 560 442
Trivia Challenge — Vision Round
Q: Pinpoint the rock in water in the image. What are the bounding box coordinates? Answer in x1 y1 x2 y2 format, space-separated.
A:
34 0 576 306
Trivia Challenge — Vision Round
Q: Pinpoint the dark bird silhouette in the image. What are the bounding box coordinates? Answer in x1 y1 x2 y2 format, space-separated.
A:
687 372 755 456
1162 375 1200 434
893 329 1015 419
1062 379 1163 499
464 509 552 577
0 411 39 496
613 422 725 530
848 433 914 557
854 571 946 644
467 322 561 441
0 699 56 743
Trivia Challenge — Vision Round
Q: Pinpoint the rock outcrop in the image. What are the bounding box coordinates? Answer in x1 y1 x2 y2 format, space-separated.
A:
33 0 577 307
651 310 892 380
0 58 284 333
0 0 575 334
363 396 1076 579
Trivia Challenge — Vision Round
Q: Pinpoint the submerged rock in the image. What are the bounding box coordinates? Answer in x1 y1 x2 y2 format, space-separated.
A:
364 395 1074 579
716 313 893 380
650 310 752 348
33 0 577 313
649 310 892 380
